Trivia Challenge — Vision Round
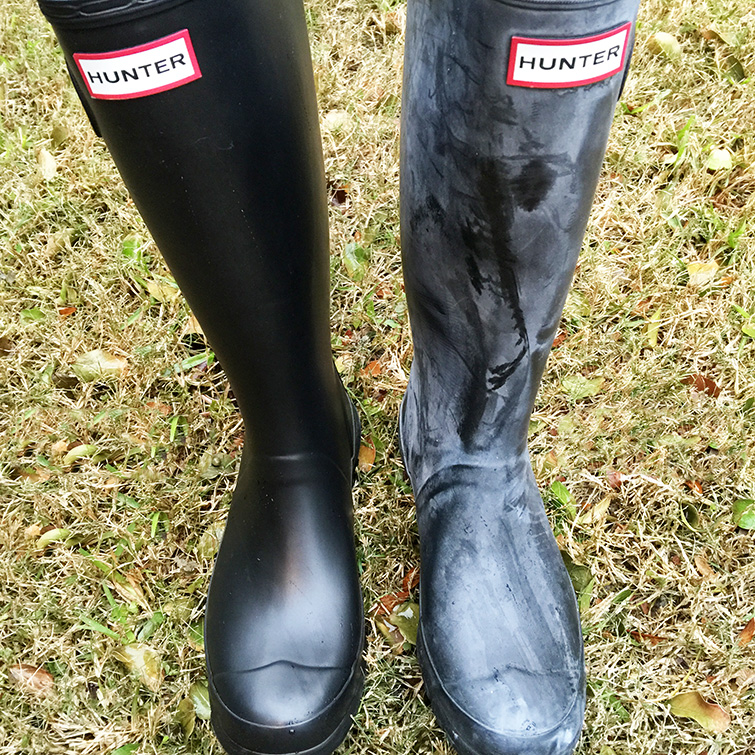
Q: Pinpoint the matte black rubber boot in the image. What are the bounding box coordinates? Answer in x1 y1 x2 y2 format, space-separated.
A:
36 1 364 753
400 0 640 753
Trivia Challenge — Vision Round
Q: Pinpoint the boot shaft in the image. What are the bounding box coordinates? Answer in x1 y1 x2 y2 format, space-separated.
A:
401 0 640 486
39 0 352 460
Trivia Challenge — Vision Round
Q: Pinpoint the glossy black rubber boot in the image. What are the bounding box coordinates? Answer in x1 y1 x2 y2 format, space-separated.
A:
400 0 640 753
37 1 364 753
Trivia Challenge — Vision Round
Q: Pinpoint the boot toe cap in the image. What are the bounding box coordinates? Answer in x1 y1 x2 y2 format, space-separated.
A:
209 660 363 755
419 633 584 755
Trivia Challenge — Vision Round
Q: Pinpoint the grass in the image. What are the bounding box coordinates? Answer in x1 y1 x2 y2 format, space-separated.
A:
0 0 754 753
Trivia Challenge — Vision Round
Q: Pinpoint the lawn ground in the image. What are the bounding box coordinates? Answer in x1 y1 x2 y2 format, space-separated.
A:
0 0 754 753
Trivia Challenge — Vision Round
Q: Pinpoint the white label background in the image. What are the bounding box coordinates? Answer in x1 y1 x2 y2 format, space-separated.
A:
74 30 201 100
508 25 630 88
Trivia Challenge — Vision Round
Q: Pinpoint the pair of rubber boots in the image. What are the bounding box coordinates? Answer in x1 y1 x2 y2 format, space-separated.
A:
38 0 640 752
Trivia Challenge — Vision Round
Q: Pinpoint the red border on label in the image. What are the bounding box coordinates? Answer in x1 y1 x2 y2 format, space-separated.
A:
73 29 202 100
506 22 632 89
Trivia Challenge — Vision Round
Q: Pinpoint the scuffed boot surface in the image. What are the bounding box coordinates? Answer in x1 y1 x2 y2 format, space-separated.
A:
400 0 641 752
411 462 584 755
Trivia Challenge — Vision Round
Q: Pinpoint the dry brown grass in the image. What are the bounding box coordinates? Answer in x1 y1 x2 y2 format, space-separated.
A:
0 0 753 753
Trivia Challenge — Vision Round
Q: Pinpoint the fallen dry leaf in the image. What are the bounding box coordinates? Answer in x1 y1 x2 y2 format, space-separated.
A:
687 260 719 287
648 31 682 59
577 495 611 526
145 401 171 416
37 528 70 549
552 331 567 349
72 349 127 382
700 26 735 44
114 644 163 692
682 374 721 398
685 480 703 494
377 590 409 616
111 577 150 612
375 616 405 652
694 555 716 580
705 148 732 172
402 567 420 593
16 467 52 483
738 618 755 648
544 450 559 470
372 8 404 34
561 375 604 400
358 442 376 473
8 664 55 697
0 335 13 356
376 569 419 616
322 109 351 132
37 148 57 180
183 313 204 336
630 630 666 646
668 691 730 733
632 297 654 317
62 444 97 466
146 279 179 303
360 360 382 378
606 469 624 489
49 439 69 458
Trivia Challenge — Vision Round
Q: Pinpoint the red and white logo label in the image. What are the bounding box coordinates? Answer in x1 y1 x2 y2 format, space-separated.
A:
74 29 202 100
507 23 632 89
